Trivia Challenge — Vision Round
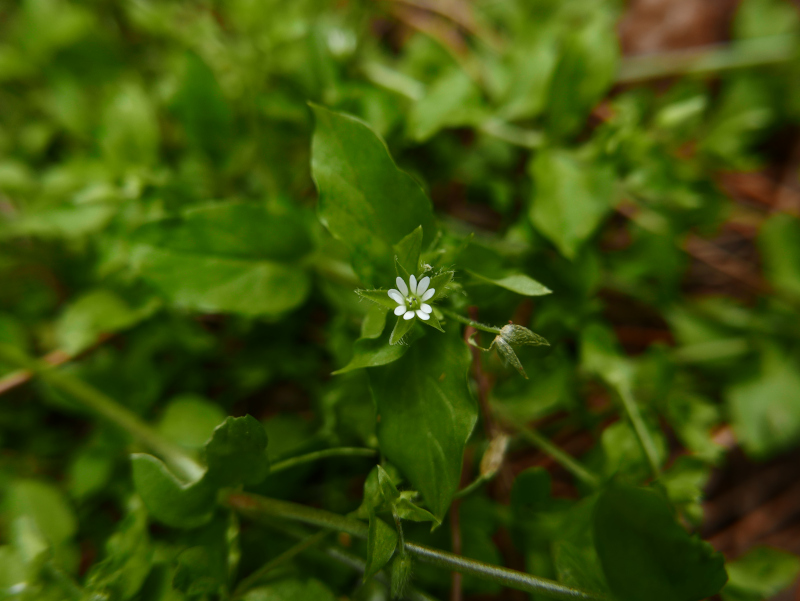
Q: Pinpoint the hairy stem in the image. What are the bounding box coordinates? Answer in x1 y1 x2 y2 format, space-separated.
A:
0 343 203 482
439 308 502 335
269 448 376 474
224 492 607 601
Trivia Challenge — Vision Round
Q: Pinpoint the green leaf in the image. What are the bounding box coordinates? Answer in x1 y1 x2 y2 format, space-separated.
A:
84 499 153 600
727 350 800 458
759 213 800 298
131 454 216 529
361 305 388 339
530 148 616 260
389 315 417 345
242 578 337 601
365 514 398 580
6 479 77 569
407 67 485 142
544 11 619 138
131 202 312 317
368 330 477 520
310 104 437 285
173 546 227 598
204 415 270 487
158 394 227 449
393 226 424 277
593 483 727 601
722 546 800 601
466 271 552 296
334 327 422 374
395 493 439 524
356 289 401 311
100 81 159 169
171 52 233 159
56 289 159 355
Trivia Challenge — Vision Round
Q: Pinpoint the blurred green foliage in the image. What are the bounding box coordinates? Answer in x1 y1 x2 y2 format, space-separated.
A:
2 0 800 599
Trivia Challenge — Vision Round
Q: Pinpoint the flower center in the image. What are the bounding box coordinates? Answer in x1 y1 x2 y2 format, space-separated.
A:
406 294 421 310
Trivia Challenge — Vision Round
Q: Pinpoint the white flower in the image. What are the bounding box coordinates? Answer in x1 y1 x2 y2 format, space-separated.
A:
388 275 435 321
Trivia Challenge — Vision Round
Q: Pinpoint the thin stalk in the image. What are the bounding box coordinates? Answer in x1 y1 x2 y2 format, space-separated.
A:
224 492 607 601
233 530 330 598
511 424 600 489
452 474 489 500
617 34 798 82
615 381 661 478
269 448 377 474
265 519 440 601
0 344 203 482
439 308 501 335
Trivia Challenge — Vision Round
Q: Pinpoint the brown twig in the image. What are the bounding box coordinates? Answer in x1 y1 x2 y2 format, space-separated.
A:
0 349 71 395
465 306 497 438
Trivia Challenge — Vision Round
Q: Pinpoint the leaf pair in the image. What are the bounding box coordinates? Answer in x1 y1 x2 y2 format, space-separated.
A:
132 415 269 528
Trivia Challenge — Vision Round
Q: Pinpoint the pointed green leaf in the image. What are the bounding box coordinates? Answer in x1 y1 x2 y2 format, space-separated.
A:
722 546 800 601
333 327 422 374
310 104 437 285
389 316 416 345
530 148 615 260
131 202 312 316
393 226 423 277
369 330 477 520
395 493 439 524
466 271 552 297
365 514 398 580
594 483 727 601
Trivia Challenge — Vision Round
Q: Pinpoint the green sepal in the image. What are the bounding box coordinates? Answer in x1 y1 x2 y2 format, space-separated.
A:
419 310 445 333
428 270 455 302
389 316 416 345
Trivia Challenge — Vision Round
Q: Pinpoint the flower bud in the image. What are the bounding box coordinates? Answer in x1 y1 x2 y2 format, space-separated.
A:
390 552 413 599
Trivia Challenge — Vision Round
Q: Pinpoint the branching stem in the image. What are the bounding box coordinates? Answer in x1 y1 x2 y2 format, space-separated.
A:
439 308 501 335
225 492 607 601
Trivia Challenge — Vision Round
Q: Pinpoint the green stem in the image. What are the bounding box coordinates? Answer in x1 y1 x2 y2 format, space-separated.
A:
269 448 377 474
453 474 490 499
615 381 661 478
512 424 600 488
439 308 501 335
264 519 439 601
233 530 330 598
224 492 607 601
0 344 203 482
616 34 798 82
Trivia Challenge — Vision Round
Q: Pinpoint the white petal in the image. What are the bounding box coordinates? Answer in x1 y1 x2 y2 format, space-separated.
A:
409 275 417 294
403 310 415 320
396 277 408 296
420 303 433 314
416 276 430 295
416 310 430 320
421 288 435 301
388 290 404 304
394 305 406 316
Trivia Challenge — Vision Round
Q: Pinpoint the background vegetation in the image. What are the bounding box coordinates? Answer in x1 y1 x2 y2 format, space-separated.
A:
2 0 800 600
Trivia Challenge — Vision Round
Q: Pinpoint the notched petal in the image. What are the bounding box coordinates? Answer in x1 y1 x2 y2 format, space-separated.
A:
420 304 433 314
409 275 418 295
403 311 415 320
416 310 430 320
394 305 406 316
421 288 435 301
388 290 405 304
417 276 430 295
